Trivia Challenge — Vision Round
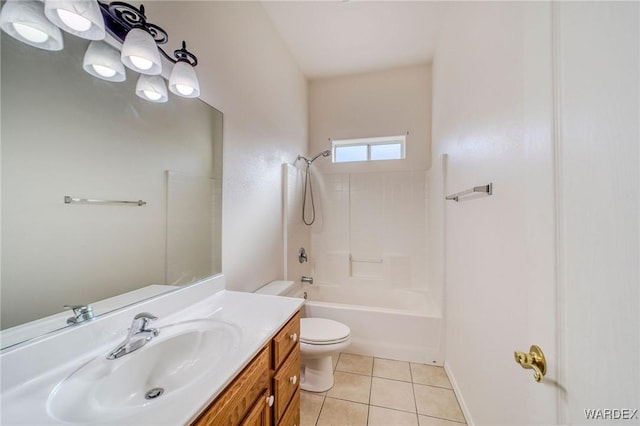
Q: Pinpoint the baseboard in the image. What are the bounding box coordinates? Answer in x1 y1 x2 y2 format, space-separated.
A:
444 361 474 426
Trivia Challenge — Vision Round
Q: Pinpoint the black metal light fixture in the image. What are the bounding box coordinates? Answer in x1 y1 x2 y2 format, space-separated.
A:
0 0 200 102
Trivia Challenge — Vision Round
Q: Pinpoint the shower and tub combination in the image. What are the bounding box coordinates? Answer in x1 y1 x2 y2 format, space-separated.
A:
282 151 443 366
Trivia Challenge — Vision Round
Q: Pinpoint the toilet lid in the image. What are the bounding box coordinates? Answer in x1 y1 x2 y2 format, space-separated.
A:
300 318 351 344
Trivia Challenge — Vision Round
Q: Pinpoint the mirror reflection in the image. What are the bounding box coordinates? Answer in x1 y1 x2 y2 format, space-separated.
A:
1 30 223 347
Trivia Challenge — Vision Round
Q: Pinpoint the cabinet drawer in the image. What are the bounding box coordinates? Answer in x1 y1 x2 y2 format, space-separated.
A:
193 346 270 426
272 312 300 369
278 389 300 426
273 349 300 422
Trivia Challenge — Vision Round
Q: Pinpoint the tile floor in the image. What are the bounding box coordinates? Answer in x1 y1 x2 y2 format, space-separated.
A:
300 353 467 426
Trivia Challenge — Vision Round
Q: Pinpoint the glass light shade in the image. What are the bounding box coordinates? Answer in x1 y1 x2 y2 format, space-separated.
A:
0 0 63 51
136 75 167 103
121 28 162 75
83 41 126 82
169 61 200 98
44 0 105 40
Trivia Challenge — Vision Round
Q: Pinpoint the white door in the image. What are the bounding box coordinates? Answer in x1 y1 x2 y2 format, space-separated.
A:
555 2 639 424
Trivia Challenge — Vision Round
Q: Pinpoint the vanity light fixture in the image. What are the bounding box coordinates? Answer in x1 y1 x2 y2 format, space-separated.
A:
0 0 201 102
44 0 105 40
100 1 200 96
136 74 168 103
83 40 126 81
0 0 64 51
168 41 200 98
121 27 162 75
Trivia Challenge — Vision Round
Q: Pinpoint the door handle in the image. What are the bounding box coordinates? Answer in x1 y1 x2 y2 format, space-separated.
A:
514 345 546 382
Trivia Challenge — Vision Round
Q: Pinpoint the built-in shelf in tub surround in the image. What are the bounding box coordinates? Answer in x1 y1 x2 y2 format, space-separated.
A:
0 274 305 425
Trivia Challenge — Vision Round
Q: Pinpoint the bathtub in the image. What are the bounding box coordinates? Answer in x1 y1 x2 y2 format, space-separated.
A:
256 281 443 365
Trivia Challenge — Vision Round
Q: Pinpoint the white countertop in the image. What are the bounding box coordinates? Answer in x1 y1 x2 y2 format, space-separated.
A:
0 275 304 425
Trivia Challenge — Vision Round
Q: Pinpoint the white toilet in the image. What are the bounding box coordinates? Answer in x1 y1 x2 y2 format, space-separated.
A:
254 280 351 392
300 317 351 392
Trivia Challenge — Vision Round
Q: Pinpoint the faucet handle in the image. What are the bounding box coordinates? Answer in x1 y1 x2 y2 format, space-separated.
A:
134 312 158 321
131 312 158 334
64 304 94 325
64 304 92 314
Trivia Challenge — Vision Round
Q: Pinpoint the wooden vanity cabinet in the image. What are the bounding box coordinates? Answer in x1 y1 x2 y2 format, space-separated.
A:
192 312 300 426
193 346 271 426
271 312 301 426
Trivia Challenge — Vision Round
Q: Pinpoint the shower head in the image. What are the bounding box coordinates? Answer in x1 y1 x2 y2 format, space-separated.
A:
309 149 332 164
297 149 332 165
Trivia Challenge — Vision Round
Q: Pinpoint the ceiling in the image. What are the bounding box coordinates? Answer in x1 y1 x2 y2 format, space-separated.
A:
260 1 447 80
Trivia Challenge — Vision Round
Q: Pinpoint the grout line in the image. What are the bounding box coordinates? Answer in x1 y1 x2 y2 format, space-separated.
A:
367 402 417 415
314 393 327 426
409 361 420 425
414 382 455 391
419 414 467 425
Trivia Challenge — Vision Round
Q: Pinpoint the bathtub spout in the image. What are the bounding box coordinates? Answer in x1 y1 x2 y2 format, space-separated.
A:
301 276 314 284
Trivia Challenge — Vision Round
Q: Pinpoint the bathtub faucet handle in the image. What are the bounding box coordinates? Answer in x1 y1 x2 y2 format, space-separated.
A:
298 247 308 263
301 276 313 284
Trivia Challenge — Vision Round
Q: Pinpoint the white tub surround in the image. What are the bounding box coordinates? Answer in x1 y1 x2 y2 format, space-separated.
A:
0 275 304 425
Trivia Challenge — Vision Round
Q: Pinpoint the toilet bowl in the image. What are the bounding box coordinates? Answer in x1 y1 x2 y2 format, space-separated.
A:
300 317 351 392
253 281 351 392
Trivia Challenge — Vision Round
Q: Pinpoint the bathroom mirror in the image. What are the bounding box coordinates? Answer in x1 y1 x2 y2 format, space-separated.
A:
1 31 223 348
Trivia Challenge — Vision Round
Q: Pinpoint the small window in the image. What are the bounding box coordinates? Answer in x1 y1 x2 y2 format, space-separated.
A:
332 135 406 163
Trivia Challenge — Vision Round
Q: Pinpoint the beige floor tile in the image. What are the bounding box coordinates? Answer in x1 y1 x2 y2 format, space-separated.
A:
335 353 374 376
414 384 465 423
419 415 467 426
332 354 339 371
373 358 412 382
300 391 325 426
326 371 371 404
410 364 452 388
370 377 416 413
369 406 419 426
317 397 368 426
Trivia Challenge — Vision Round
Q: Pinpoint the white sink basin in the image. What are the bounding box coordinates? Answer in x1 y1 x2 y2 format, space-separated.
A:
47 318 241 423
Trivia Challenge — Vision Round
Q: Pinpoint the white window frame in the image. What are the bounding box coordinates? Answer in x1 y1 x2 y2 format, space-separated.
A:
331 135 407 163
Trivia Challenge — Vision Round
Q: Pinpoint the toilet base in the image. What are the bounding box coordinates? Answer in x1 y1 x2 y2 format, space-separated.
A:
301 356 335 392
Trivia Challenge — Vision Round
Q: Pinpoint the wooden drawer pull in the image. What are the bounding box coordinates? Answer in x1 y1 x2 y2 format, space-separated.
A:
289 375 297 385
266 395 274 407
290 333 298 342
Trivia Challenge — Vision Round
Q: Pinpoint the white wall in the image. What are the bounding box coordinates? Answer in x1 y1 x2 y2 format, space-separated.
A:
151 2 308 292
309 64 431 173
431 3 556 424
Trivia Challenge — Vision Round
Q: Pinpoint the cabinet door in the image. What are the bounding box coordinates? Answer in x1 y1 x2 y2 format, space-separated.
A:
240 390 271 426
277 390 300 426
193 347 270 426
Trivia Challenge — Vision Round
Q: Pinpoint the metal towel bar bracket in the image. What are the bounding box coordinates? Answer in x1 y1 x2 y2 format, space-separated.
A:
445 183 493 202
64 196 147 206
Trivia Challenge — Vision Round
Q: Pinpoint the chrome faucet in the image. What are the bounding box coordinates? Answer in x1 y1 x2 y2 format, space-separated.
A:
301 276 314 284
65 304 94 325
107 312 160 360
